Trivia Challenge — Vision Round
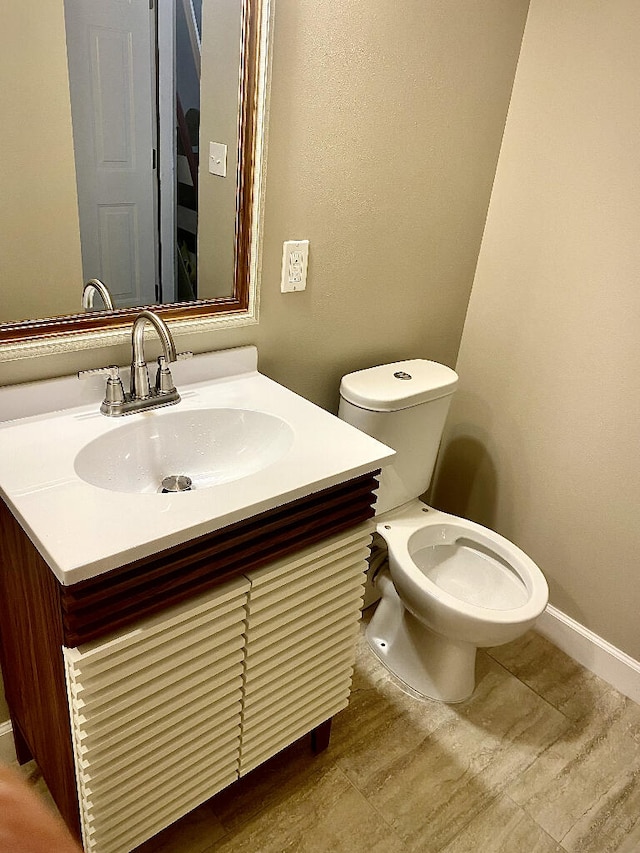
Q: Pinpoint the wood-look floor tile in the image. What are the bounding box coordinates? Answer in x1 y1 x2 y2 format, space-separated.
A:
205 763 408 853
508 695 640 848
487 631 625 722
561 767 640 852
337 653 569 852
438 794 564 853
615 811 640 853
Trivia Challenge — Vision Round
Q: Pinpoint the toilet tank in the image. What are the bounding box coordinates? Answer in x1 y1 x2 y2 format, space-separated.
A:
338 359 458 514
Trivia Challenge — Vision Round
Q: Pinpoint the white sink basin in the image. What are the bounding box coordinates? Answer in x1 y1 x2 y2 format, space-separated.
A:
0 346 394 584
74 408 294 494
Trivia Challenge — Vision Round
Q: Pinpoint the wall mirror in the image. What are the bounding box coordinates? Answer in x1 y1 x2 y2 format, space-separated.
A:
0 0 270 355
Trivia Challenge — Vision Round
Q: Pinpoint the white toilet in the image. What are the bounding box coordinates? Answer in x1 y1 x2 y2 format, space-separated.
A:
339 359 548 703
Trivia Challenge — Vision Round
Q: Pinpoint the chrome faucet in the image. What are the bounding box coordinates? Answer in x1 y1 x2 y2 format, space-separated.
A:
78 310 192 416
82 278 115 311
130 310 178 401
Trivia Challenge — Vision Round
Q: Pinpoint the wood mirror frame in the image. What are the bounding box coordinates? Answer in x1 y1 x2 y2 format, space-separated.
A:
0 0 267 353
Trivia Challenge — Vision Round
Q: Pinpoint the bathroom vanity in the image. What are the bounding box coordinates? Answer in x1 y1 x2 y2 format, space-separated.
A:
0 347 393 853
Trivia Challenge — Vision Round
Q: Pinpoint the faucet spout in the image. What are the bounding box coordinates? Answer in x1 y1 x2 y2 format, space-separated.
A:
131 310 177 400
132 309 177 366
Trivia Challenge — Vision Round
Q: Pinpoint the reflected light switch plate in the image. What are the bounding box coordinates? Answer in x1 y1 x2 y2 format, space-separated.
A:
209 142 227 177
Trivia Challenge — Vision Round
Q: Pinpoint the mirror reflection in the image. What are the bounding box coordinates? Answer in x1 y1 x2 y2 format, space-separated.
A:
1 0 259 333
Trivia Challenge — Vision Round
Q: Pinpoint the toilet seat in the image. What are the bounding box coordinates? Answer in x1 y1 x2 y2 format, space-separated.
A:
376 500 548 647
411 532 529 610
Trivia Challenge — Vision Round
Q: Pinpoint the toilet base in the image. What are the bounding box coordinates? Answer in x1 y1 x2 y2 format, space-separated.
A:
366 573 477 703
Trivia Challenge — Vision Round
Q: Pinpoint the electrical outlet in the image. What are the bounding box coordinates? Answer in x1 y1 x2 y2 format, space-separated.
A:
281 240 309 292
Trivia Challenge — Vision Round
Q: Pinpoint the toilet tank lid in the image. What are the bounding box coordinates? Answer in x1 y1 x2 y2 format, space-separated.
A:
340 359 458 412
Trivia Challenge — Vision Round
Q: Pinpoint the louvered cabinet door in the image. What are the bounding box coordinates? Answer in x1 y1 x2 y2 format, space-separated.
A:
63 577 249 853
239 524 372 775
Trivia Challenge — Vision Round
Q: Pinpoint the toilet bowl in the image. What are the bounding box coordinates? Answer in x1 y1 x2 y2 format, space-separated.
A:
366 499 548 701
338 358 549 703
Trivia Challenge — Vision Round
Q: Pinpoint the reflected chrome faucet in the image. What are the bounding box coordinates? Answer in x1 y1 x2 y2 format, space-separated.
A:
82 278 115 311
78 309 192 416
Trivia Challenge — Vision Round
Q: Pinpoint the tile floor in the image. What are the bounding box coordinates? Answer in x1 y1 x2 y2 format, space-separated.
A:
27 618 640 853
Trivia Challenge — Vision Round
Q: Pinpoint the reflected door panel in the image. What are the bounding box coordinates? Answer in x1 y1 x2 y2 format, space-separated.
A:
65 0 158 308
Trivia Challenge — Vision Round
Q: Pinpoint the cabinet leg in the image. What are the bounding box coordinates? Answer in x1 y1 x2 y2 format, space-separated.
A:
310 718 332 754
11 720 32 765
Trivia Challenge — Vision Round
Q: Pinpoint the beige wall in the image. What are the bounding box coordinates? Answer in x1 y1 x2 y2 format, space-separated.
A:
0 0 529 725
434 0 640 658
0 2 82 323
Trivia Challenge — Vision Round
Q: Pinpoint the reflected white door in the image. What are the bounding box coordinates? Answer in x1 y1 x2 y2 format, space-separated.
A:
65 0 158 308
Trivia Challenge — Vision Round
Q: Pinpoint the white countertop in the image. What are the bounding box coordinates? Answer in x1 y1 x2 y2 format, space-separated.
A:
0 347 393 585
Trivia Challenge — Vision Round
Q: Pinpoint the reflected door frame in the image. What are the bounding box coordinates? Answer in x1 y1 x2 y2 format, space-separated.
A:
158 0 178 304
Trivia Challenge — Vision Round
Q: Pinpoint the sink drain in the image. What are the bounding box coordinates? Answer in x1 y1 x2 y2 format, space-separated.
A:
161 475 193 493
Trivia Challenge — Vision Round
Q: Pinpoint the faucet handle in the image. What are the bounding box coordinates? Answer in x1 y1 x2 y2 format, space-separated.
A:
78 364 121 381
155 355 176 395
155 351 192 395
78 365 126 412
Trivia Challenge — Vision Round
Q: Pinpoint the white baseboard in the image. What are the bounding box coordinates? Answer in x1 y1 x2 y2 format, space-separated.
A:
537 605 640 705
0 720 16 765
